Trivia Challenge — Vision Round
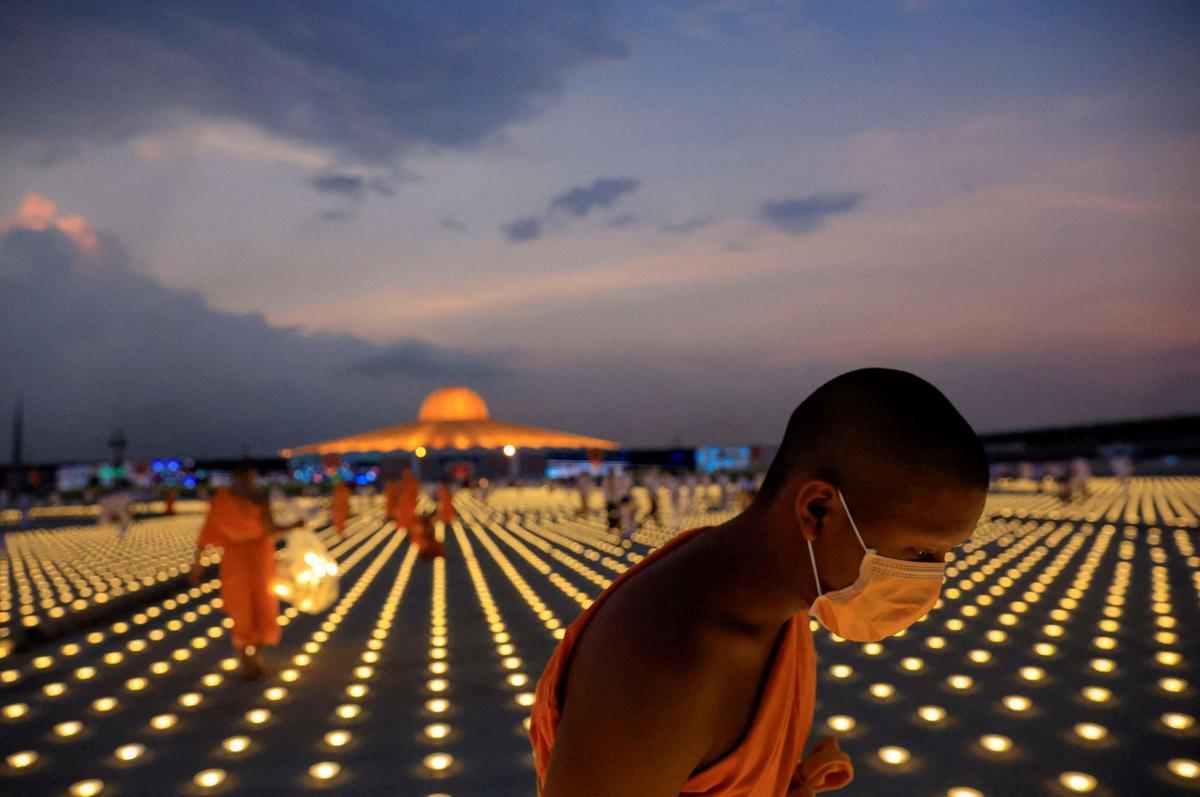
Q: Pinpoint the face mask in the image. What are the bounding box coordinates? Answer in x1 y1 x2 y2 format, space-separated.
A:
808 489 944 642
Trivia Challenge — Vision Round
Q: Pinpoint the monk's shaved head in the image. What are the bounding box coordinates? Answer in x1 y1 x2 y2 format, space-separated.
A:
758 368 988 526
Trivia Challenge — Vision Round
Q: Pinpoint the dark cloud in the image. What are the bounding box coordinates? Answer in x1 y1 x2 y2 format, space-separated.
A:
660 216 712 234
501 217 544 242
0 223 509 460
350 341 504 380
319 210 352 223
309 173 365 199
501 176 640 242
549 177 640 217
606 213 639 228
440 216 467 232
0 3 627 163
759 192 864 234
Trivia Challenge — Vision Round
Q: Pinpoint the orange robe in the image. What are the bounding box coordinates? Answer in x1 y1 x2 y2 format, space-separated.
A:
331 481 352 534
437 484 456 525
164 489 177 515
197 489 280 650
530 526 853 797
389 473 419 530
411 518 446 560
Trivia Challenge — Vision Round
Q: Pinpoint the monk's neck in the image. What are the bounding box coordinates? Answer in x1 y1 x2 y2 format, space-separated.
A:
689 508 812 633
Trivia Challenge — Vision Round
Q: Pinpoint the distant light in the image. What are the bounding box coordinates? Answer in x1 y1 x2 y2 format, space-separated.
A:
324 731 351 748
878 746 910 766
980 735 1012 753
193 769 226 789
1074 723 1107 741
869 683 895 699
1059 772 1097 792
503 445 516 457
114 743 144 762
6 751 37 769
918 706 946 723
310 761 340 781
1082 686 1111 703
245 709 270 725
424 753 453 771
1002 695 1031 713
1162 713 1195 731
69 780 104 797
826 715 856 732
415 447 427 458
424 723 451 740
1169 759 1199 780
222 736 250 754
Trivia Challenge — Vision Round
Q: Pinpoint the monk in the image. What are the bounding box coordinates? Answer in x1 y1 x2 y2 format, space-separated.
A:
190 464 301 679
410 509 446 560
386 467 420 532
437 476 456 526
331 479 352 535
531 369 989 796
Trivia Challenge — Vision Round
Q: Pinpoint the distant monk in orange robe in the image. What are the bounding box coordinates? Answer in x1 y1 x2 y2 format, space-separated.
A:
387 467 419 532
531 369 991 796
411 510 446 560
191 463 300 679
164 487 177 515
331 479 352 535
437 477 456 526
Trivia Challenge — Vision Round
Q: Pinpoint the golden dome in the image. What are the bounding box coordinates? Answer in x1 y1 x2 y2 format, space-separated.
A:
417 386 490 422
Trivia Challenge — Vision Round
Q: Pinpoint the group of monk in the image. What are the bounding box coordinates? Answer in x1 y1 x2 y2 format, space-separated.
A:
189 369 987 797
194 462 455 678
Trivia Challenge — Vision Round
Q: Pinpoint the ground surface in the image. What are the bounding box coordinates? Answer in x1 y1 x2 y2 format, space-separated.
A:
1 478 1197 797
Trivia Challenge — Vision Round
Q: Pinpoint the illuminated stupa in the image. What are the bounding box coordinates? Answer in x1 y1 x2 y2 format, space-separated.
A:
282 386 618 457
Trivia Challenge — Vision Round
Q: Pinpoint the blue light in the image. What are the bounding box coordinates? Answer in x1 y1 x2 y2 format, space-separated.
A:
183 478 197 488
167 460 180 471
152 460 165 472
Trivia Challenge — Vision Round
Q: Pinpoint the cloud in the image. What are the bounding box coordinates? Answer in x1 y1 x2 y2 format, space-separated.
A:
0 3 627 164
319 210 352 223
606 213 639 228
501 176 640 242
308 173 366 199
501 217 544 242
349 341 506 380
759 192 864 234
659 216 713 234
549 177 640 217
440 216 468 232
0 195 509 459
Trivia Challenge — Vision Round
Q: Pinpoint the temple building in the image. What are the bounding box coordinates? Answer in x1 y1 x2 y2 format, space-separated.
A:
281 386 618 481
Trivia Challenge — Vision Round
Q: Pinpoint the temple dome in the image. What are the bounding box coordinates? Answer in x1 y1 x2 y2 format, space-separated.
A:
417 386 490 422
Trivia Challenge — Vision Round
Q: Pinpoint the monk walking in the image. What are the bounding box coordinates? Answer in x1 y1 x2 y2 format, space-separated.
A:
331 479 352 535
437 476 456 527
386 466 420 532
531 369 989 796
191 464 300 679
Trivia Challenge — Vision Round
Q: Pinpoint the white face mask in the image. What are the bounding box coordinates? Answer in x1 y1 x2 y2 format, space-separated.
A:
807 489 945 642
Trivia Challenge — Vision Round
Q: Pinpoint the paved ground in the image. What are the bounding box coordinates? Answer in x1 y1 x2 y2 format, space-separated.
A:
1 478 1197 796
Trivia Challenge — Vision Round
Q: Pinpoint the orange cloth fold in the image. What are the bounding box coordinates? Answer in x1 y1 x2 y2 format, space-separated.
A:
788 737 854 797
197 490 280 649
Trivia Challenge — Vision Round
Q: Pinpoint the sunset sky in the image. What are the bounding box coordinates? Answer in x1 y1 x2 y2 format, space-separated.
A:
2 1 1198 461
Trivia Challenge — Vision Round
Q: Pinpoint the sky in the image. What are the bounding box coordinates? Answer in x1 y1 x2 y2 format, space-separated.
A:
1 0 1198 462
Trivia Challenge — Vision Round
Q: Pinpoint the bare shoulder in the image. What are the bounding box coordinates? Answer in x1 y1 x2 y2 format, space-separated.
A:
544 562 730 796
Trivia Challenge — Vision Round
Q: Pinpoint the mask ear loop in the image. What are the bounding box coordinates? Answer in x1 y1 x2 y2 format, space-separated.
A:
836 488 868 552
807 538 823 598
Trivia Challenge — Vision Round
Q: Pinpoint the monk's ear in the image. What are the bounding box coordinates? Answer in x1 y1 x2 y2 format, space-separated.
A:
792 480 832 543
